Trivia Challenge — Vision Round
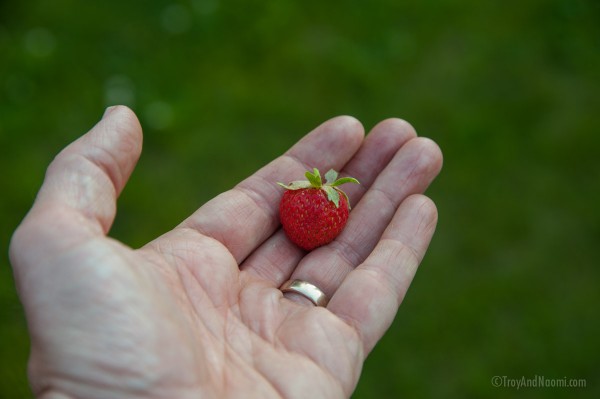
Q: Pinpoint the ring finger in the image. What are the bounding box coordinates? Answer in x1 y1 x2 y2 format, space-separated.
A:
283 135 442 306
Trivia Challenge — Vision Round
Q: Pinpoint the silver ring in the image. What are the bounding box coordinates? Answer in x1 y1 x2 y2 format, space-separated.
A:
281 279 329 307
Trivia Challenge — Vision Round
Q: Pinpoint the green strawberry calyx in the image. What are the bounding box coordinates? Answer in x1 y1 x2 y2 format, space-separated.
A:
277 168 360 208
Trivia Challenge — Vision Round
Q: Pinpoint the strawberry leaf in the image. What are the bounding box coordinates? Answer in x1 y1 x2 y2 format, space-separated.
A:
324 169 338 185
277 181 313 190
305 168 322 187
330 177 360 187
337 188 352 210
323 186 340 207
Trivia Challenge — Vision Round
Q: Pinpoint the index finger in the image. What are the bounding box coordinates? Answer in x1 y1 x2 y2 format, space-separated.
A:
174 116 365 263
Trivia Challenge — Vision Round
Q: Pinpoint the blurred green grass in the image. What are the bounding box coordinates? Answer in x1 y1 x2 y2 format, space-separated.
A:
1 0 599 397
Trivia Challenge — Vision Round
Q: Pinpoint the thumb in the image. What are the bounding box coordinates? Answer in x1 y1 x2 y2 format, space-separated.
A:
20 105 143 238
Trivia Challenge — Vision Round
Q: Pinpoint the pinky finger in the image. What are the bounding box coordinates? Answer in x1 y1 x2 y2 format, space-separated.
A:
327 194 438 354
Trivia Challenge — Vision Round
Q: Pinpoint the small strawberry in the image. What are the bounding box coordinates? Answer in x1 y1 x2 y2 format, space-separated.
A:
277 168 360 251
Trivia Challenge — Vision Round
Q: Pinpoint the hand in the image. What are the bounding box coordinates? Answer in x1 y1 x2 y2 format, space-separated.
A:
10 106 442 399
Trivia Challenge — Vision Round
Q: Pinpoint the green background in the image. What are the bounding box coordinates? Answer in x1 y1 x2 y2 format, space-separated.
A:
1 0 598 397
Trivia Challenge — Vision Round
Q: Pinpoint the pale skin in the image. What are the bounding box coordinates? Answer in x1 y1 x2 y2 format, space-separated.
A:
9 106 443 399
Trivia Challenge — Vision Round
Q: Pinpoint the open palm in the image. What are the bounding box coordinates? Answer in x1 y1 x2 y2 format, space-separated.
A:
10 106 442 399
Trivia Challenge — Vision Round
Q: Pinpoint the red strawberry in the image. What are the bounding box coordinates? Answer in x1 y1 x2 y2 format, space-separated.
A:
278 168 360 251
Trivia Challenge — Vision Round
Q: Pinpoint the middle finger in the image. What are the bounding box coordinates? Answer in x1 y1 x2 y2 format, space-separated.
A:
240 118 417 285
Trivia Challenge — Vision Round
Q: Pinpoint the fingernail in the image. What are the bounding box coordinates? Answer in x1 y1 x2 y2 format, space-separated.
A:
103 106 117 119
